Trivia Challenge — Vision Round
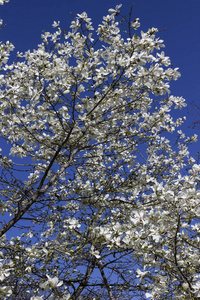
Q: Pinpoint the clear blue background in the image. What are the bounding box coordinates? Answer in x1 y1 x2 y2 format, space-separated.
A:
0 0 200 156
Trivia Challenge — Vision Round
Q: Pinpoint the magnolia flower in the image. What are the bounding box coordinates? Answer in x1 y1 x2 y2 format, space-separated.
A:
108 4 122 15
52 21 60 28
145 292 156 299
0 267 12 281
0 286 12 297
90 245 101 259
192 280 200 296
136 268 148 281
0 0 9 5
40 275 63 290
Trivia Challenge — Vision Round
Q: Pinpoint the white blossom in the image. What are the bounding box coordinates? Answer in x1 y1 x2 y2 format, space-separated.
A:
0 4 198 299
40 275 63 290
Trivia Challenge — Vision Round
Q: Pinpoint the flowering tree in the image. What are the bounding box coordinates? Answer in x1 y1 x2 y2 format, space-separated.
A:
0 2 200 299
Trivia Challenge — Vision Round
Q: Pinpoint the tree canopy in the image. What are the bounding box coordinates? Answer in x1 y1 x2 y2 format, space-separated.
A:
0 2 200 299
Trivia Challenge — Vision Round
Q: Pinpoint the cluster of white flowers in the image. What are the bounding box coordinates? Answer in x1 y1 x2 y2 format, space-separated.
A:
0 2 199 300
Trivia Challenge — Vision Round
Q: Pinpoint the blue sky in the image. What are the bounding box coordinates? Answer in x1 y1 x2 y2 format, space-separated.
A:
1 0 200 156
